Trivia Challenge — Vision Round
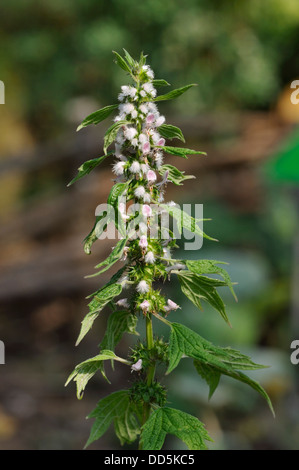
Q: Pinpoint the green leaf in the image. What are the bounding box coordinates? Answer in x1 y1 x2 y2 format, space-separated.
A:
185 259 238 301
86 238 128 278
177 271 230 325
152 79 171 87
114 408 140 446
166 322 274 415
140 407 212 450
86 390 140 447
123 49 138 69
100 309 138 352
158 164 195 186
160 204 217 241
158 124 185 142
193 362 221 399
107 181 129 237
99 309 138 375
65 350 129 399
159 145 206 158
67 152 113 187
153 84 197 102
83 213 107 255
76 282 122 345
112 51 132 74
104 120 129 155
76 104 118 131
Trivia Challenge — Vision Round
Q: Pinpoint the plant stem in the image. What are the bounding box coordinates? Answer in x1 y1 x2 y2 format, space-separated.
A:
139 314 155 450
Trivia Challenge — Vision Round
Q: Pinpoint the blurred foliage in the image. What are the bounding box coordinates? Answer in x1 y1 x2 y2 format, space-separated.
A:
1 0 299 139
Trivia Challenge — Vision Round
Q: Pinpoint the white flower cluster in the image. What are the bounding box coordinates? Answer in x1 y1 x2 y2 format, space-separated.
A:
111 62 180 311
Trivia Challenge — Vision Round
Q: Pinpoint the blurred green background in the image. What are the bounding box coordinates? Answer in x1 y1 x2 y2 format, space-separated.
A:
0 0 299 450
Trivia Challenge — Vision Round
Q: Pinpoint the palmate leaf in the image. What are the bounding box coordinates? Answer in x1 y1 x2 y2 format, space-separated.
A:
86 390 140 448
67 152 113 187
153 84 197 102
140 407 212 450
158 164 195 186
158 124 185 143
166 322 274 415
185 259 238 301
159 145 206 158
76 282 122 346
65 350 130 399
77 104 119 131
160 204 217 241
177 271 230 325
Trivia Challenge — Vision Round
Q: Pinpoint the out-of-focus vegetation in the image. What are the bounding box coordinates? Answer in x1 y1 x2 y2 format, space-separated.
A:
1 0 299 139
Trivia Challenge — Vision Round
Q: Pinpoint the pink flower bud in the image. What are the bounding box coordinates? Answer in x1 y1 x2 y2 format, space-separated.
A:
157 138 165 147
142 204 152 218
146 170 157 183
131 359 143 372
142 141 151 155
139 235 148 249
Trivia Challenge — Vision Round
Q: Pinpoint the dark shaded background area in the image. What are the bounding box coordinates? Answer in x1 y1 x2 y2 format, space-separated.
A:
0 0 299 450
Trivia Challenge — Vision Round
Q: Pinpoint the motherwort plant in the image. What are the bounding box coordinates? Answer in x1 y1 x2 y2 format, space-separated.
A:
66 50 273 450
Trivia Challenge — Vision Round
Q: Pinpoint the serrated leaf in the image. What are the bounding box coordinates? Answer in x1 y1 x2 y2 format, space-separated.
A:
159 145 206 158
140 407 212 450
152 79 171 87
153 84 197 102
107 181 129 237
65 350 129 399
86 390 140 448
193 362 221 399
100 310 138 352
158 164 195 186
104 120 129 155
112 51 132 74
160 204 217 241
86 238 128 278
77 104 118 131
166 322 274 415
186 259 238 301
67 152 113 187
177 271 230 325
76 282 122 345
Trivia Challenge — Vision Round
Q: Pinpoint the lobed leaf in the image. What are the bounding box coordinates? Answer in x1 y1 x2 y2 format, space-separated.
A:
177 271 230 325
65 350 129 399
160 204 217 241
185 259 238 301
140 407 212 450
166 322 274 415
86 390 140 447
